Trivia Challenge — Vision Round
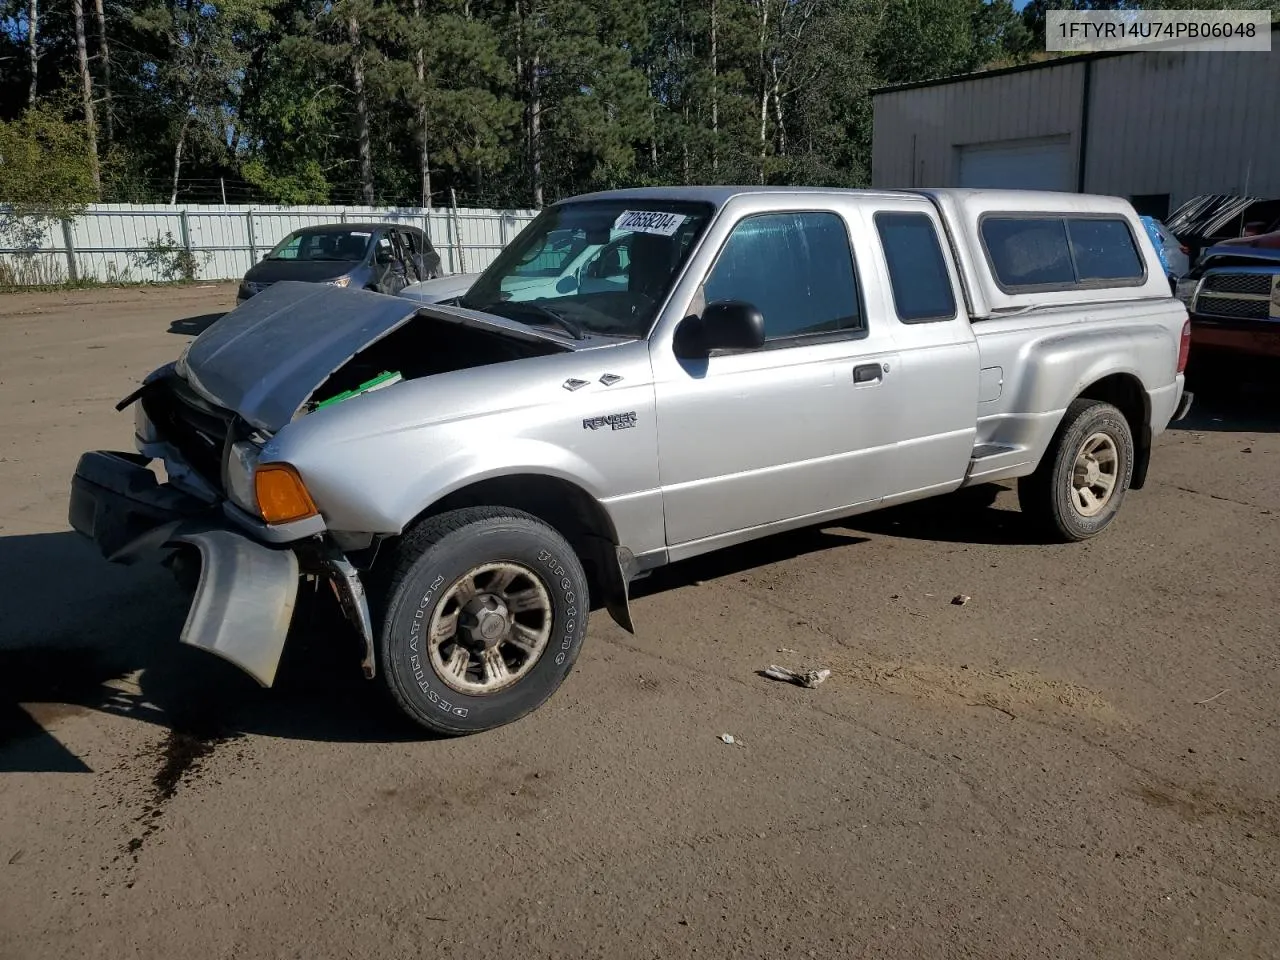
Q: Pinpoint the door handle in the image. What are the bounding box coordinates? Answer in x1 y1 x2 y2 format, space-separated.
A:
853 363 884 384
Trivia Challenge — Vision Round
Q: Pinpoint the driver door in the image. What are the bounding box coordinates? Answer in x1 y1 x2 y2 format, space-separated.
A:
652 208 902 551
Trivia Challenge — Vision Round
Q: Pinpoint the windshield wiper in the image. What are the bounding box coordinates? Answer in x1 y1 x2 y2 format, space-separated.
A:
488 301 586 340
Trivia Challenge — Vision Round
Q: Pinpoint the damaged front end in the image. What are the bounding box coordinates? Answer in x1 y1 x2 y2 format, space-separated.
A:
70 282 579 687
68 449 308 686
70 282 555 687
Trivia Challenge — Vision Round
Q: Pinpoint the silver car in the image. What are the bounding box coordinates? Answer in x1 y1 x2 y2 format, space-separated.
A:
69 186 1191 736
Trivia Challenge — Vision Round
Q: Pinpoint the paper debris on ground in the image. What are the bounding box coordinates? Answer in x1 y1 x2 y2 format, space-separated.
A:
762 665 832 689
718 733 736 745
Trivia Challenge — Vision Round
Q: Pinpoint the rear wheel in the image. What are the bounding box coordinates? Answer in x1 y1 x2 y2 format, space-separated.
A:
375 506 589 735
1018 399 1134 542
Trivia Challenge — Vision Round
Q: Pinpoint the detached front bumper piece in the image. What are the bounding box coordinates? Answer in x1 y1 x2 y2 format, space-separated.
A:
68 451 300 687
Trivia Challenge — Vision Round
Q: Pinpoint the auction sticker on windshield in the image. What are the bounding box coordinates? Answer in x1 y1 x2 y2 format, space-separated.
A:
614 211 687 236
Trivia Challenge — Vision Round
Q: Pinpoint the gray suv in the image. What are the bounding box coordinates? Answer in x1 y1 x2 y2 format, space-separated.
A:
237 223 441 303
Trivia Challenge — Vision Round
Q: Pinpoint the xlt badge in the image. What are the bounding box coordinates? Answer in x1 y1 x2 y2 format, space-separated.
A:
583 411 637 431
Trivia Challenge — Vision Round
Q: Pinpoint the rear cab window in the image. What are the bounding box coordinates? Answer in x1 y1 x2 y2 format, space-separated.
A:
874 212 958 323
980 215 1145 290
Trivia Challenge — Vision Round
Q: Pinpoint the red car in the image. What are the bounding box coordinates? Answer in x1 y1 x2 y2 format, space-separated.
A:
1178 231 1280 375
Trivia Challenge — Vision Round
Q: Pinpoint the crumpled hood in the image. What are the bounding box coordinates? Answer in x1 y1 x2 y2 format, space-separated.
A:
180 280 572 432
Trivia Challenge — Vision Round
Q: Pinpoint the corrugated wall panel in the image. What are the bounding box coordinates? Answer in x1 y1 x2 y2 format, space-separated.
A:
875 44 1279 209
1086 47 1280 208
873 61 1084 189
1218 55 1252 198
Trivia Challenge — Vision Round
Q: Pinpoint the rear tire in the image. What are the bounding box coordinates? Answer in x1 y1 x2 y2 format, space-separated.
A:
1018 399 1134 542
375 506 589 736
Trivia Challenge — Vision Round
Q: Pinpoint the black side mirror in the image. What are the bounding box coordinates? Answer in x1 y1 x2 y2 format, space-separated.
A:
702 300 765 350
674 300 765 358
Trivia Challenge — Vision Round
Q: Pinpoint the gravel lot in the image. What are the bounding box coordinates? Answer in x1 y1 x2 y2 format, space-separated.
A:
1 284 1277 960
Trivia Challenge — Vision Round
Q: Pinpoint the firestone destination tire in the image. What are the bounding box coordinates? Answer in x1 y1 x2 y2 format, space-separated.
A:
376 507 590 735
1017 399 1135 543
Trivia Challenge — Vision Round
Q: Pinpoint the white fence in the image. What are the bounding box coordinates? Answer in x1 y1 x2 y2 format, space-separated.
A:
0 203 540 286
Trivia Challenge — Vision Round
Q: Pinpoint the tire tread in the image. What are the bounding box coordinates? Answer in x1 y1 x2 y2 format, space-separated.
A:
1017 398 1133 542
374 506 585 736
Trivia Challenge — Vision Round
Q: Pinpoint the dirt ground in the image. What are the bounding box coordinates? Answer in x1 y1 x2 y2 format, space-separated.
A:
1 284 1278 960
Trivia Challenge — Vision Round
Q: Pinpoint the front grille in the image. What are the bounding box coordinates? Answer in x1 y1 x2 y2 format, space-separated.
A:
141 378 233 484
1202 273 1273 295
1194 295 1270 320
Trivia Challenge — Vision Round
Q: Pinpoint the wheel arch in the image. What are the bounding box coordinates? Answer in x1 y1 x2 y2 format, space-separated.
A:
1075 372 1151 489
394 472 634 632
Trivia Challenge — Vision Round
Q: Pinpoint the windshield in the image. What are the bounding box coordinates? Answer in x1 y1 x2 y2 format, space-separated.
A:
460 199 714 338
266 229 373 262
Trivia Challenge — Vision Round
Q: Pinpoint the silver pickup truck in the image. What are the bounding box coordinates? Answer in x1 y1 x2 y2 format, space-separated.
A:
69 187 1194 735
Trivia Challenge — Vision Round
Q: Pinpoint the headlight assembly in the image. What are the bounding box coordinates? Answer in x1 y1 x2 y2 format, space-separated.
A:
224 440 262 516
328 276 351 288
1175 277 1199 306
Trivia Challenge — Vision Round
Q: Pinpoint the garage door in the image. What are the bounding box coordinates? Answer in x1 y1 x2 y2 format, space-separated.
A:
957 136 1074 191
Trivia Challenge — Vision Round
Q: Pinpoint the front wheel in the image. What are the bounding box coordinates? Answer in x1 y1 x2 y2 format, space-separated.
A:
376 507 590 735
1018 399 1134 542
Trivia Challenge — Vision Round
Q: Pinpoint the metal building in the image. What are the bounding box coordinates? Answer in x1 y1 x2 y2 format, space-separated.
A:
871 28 1280 220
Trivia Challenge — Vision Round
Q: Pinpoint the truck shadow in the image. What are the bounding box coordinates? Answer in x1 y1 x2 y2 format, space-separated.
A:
1176 369 1280 434
841 486 1042 546
0 531 421 773
631 485 1036 601
166 312 226 336
631 526 871 599
1 488 1035 768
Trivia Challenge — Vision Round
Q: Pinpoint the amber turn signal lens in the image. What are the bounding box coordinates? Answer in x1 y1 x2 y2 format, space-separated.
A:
254 463 318 524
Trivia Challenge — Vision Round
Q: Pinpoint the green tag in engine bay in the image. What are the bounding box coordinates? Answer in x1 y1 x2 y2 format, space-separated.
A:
314 370 403 410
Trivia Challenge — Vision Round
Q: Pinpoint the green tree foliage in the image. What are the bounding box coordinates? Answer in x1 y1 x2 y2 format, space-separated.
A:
0 0 1043 209
129 0 272 201
0 100 97 219
0 98 97 255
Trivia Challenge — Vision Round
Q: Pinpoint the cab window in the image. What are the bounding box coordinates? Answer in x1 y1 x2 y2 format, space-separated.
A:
874 212 958 323
703 212 863 342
